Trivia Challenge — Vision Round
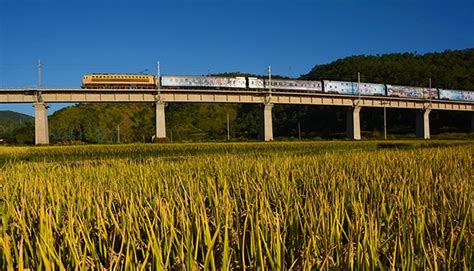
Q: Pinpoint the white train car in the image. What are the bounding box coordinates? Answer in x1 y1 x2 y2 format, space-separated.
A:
161 76 246 89
386 85 438 99
323 80 385 96
355 82 385 96
248 77 265 89
439 89 474 101
248 77 322 92
265 79 322 92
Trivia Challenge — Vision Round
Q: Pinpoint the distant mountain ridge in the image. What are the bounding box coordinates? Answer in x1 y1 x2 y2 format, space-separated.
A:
0 111 35 144
0 110 33 124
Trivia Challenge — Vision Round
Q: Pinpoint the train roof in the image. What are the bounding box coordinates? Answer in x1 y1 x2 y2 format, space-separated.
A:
84 73 154 76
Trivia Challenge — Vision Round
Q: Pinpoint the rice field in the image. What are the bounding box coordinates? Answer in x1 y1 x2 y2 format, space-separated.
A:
0 141 473 270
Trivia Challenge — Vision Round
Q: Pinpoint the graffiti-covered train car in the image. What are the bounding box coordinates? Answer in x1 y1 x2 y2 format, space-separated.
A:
161 76 247 89
248 78 322 92
439 89 474 101
323 80 385 96
386 85 438 99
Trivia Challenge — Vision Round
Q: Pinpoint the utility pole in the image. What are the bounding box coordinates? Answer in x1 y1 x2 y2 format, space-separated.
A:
117 125 120 143
298 121 301 140
38 59 42 88
157 61 161 89
227 112 230 141
379 100 388 140
429 77 432 106
268 66 272 98
357 71 361 99
384 106 387 140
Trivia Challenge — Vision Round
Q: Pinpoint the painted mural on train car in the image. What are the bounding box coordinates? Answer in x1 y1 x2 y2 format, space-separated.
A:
353 82 385 95
161 76 246 88
323 81 354 94
439 89 474 101
248 77 265 89
266 79 323 91
323 81 384 96
386 85 438 99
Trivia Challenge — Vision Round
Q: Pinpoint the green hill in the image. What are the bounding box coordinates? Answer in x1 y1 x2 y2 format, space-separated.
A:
0 110 33 125
302 49 474 89
49 103 241 143
0 111 35 144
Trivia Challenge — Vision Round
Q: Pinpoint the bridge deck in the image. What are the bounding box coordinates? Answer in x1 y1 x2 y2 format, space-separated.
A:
0 88 472 111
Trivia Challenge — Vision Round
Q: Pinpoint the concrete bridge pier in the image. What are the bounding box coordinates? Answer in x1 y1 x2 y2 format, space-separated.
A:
471 112 474 133
346 106 362 140
259 103 273 141
416 109 431 139
155 101 167 140
34 102 49 145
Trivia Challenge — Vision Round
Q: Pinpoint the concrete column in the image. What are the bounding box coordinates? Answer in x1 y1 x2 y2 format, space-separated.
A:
155 102 166 139
471 112 474 133
416 109 431 139
34 102 49 145
259 103 273 141
346 106 362 140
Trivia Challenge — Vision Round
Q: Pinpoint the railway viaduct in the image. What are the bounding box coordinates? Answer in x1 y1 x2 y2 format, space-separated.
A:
0 88 473 145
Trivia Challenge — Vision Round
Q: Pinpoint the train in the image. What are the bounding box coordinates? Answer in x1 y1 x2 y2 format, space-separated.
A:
82 74 156 89
81 74 474 102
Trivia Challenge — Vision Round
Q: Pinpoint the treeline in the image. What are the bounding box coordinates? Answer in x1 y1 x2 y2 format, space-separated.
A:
0 111 35 144
302 49 474 89
2 49 473 144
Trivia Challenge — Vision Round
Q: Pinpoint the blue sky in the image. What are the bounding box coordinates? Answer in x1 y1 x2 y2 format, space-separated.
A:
1 0 473 116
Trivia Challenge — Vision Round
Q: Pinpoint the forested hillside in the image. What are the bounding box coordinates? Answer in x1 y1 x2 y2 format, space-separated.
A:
2 49 473 144
48 103 241 143
0 111 34 144
302 49 474 89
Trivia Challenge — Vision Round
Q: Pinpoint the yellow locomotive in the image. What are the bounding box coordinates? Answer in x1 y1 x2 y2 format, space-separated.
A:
82 74 156 89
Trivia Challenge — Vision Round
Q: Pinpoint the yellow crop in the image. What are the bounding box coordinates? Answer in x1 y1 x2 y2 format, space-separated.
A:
0 141 472 269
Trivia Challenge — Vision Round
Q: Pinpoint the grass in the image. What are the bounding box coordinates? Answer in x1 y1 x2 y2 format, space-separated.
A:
1 140 473 269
